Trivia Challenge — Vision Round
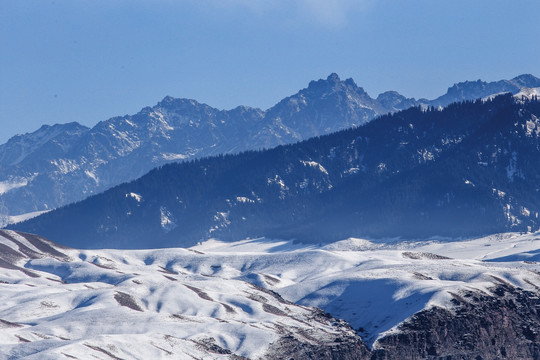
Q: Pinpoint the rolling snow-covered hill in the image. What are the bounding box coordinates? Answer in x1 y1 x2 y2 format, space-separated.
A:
1 229 539 359
0 230 368 359
1 74 539 220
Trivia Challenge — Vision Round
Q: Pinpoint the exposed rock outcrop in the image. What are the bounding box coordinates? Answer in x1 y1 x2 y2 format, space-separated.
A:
372 283 540 359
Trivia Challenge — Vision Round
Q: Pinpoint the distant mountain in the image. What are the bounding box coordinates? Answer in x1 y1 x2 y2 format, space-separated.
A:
12 94 540 248
260 73 388 142
0 74 410 218
1 73 539 219
425 74 540 108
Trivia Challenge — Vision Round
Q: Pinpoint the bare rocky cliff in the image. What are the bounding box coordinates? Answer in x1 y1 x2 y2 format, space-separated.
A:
264 281 540 359
372 283 540 360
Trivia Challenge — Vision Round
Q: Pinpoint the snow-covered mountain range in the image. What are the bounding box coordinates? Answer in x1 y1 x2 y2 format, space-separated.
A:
2 74 540 220
14 93 540 248
4 74 540 359
1 229 539 359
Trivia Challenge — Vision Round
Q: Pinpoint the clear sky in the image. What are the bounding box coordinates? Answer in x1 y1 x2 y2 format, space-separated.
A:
1 0 540 144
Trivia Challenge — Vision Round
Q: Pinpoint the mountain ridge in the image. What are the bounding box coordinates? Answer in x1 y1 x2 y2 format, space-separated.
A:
1 73 539 220
12 94 540 248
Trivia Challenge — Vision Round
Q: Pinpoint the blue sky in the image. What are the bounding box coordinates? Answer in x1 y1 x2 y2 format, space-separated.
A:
1 0 540 144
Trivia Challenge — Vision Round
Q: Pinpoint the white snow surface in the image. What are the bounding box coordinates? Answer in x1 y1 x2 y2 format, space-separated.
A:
0 180 28 195
126 192 142 202
191 234 540 345
7 210 50 225
514 87 540 101
0 231 539 358
0 233 351 359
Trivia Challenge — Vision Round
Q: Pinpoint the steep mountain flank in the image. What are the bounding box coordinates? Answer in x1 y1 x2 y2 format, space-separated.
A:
373 284 540 359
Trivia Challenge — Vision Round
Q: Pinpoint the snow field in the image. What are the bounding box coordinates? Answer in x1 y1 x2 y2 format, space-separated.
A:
0 232 538 357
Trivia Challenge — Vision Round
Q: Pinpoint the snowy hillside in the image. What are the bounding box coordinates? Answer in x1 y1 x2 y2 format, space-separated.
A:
1 229 539 359
515 87 540 101
0 230 367 359
190 234 540 348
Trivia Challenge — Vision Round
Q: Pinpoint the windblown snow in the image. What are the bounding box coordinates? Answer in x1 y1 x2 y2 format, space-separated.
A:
7 210 50 225
0 230 539 359
0 180 28 195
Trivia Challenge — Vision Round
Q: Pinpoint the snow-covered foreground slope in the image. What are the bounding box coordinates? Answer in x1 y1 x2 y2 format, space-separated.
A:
1 230 540 359
190 234 540 345
0 230 366 359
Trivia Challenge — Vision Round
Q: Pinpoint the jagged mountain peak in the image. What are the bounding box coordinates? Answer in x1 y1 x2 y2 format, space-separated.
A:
327 72 340 82
159 95 176 104
0 122 89 167
344 77 357 87
2 73 540 218
509 73 540 88
6 122 88 141
376 90 418 112
259 74 382 142
446 78 490 94
306 73 366 95
425 74 540 108
155 96 209 111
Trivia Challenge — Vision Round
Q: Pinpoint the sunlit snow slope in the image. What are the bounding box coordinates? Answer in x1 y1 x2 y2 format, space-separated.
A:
189 233 540 346
1 229 539 359
0 230 365 359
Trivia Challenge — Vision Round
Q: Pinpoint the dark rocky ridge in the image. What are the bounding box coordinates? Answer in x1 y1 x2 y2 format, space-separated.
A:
264 311 372 360
262 282 540 359
371 283 540 360
268 282 540 359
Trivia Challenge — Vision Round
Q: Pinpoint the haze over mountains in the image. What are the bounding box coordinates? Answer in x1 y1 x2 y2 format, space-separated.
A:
1 74 539 222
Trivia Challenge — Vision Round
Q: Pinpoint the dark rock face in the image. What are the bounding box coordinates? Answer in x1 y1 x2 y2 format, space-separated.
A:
265 283 540 360
372 284 540 360
266 334 371 360
264 313 371 360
